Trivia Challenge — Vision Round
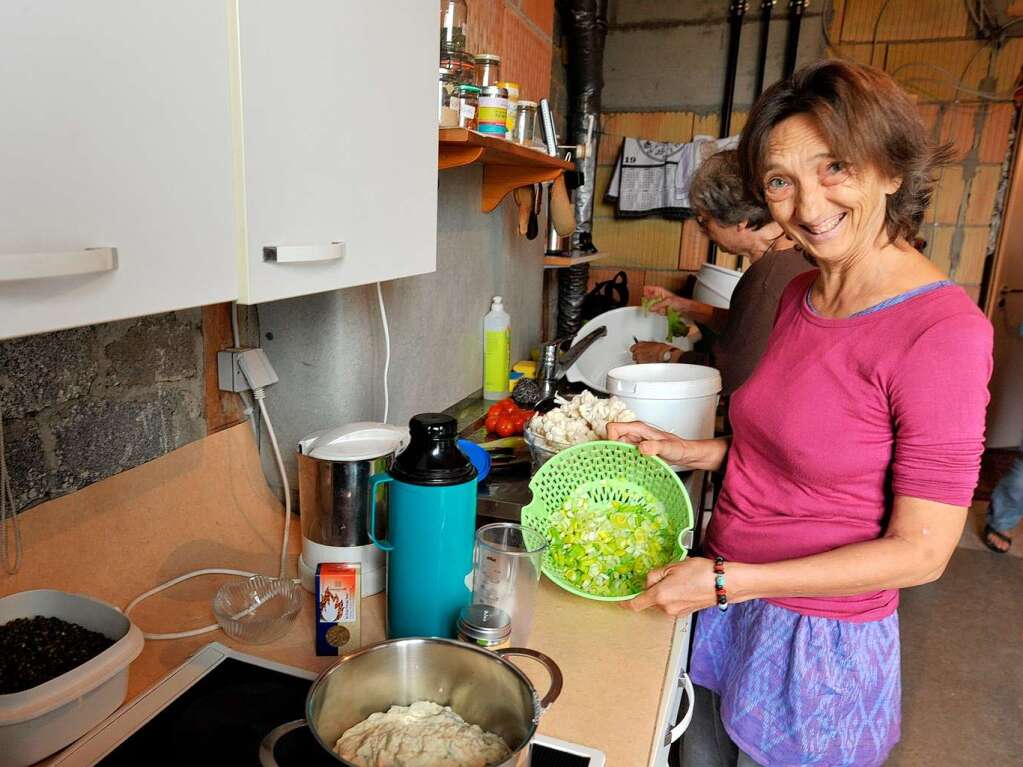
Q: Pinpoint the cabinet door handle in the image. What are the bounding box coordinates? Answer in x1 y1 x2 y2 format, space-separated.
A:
0 247 118 282
262 243 345 263
664 671 696 746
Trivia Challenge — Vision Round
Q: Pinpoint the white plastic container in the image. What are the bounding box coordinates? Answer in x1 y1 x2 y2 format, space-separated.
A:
694 263 743 309
0 590 144 767
483 296 511 400
566 307 694 393
606 363 722 441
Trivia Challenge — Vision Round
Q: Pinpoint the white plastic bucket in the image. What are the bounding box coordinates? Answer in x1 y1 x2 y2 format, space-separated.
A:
693 263 742 309
606 364 721 441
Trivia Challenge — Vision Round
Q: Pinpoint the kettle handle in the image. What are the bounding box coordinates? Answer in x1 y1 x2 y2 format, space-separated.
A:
368 473 394 551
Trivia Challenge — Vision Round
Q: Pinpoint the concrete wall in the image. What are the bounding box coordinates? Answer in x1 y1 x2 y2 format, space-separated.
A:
603 1 826 113
0 311 205 510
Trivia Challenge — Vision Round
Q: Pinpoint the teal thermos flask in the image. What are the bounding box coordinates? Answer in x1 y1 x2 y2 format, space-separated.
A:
369 413 477 638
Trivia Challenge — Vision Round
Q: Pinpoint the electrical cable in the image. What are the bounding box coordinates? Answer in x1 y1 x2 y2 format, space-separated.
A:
0 402 23 575
230 302 259 440
124 380 293 640
376 282 391 424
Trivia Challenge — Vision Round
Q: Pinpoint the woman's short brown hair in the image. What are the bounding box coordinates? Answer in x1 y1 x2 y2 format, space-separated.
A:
738 59 953 242
689 149 772 230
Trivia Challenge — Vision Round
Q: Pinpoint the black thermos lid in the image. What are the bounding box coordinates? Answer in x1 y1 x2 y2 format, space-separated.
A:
389 413 477 486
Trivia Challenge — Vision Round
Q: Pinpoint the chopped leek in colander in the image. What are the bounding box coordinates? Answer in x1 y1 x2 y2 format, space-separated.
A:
545 491 676 597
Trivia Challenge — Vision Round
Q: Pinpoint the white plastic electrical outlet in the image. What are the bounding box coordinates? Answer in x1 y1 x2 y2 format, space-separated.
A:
217 348 279 392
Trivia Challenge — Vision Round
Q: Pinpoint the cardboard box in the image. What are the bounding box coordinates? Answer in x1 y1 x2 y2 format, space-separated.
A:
315 563 361 656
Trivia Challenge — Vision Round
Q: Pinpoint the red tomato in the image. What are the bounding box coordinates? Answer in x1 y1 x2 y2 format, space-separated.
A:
485 413 500 434
512 410 531 431
498 398 518 414
487 402 504 420
495 416 517 437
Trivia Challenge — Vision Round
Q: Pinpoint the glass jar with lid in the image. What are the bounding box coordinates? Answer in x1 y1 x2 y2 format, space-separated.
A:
457 84 481 130
441 49 475 85
439 0 468 53
474 54 502 88
477 85 509 137
457 604 511 650
513 100 539 145
438 67 460 128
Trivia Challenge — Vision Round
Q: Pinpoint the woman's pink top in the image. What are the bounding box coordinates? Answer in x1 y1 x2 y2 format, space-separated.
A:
706 270 993 621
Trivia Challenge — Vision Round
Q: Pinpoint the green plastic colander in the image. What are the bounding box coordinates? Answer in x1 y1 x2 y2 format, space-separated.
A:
521 440 694 601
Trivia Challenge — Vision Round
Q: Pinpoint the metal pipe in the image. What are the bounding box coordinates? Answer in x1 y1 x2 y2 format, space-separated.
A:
753 1 775 99
708 0 748 265
719 0 748 139
563 0 609 252
782 0 806 78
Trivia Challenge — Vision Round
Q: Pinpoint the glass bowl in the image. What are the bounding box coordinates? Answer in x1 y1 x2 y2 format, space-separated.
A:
213 575 302 644
523 423 576 469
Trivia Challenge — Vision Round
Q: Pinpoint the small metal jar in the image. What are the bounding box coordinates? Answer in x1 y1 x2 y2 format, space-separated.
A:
457 84 481 130
457 604 512 650
473 53 502 88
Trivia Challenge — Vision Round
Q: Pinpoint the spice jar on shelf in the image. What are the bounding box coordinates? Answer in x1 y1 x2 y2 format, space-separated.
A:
514 100 539 145
440 49 475 85
474 54 501 88
438 67 460 128
477 85 508 137
457 84 480 130
439 0 468 53
497 81 520 140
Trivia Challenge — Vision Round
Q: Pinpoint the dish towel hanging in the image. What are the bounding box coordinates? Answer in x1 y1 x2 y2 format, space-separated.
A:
606 135 739 219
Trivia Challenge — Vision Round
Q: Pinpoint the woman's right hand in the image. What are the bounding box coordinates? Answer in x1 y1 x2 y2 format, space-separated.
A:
606 420 696 467
642 285 688 316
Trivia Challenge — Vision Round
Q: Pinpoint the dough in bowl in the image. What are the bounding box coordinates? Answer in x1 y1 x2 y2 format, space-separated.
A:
334 700 512 767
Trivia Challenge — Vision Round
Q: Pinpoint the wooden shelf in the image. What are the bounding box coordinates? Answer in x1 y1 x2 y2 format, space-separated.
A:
543 252 609 268
439 128 574 213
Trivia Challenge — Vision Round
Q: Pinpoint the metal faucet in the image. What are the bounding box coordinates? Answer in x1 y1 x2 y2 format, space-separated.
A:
536 326 608 401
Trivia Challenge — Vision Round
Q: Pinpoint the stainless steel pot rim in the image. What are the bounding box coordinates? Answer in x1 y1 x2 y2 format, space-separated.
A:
303 637 563 764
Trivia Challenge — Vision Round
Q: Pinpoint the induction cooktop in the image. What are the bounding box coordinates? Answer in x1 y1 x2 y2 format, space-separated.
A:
51 642 605 767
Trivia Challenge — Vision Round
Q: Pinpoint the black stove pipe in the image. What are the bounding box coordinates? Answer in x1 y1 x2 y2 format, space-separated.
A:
708 0 748 265
782 0 806 78
562 0 608 253
554 0 608 336
753 1 775 98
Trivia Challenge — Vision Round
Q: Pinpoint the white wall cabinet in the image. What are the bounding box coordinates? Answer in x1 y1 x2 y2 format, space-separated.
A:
0 1 238 341
231 0 439 304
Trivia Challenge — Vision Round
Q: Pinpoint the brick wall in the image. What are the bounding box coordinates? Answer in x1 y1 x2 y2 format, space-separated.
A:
467 0 555 104
830 0 1022 302
589 0 1022 306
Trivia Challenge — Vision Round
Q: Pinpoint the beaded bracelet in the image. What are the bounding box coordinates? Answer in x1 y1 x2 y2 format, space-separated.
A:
713 556 728 612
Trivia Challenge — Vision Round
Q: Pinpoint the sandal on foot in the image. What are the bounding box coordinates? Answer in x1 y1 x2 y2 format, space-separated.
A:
983 524 1012 554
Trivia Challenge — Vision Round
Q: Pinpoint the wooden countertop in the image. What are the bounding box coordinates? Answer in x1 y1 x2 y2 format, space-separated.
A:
6 423 679 766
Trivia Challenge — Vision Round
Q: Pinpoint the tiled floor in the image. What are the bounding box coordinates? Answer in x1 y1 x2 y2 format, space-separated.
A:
957 500 1023 558
887 500 1023 766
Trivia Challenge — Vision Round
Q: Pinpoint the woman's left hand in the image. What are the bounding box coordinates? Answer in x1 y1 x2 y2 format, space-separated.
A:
622 557 718 617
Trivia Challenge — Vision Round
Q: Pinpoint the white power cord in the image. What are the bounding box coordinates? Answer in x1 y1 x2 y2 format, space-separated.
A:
0 402 23 575
230 303 259 440
124 354 293 640
376 282 391 424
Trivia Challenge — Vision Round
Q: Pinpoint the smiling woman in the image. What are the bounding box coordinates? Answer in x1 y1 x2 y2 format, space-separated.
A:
608 59 993 767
